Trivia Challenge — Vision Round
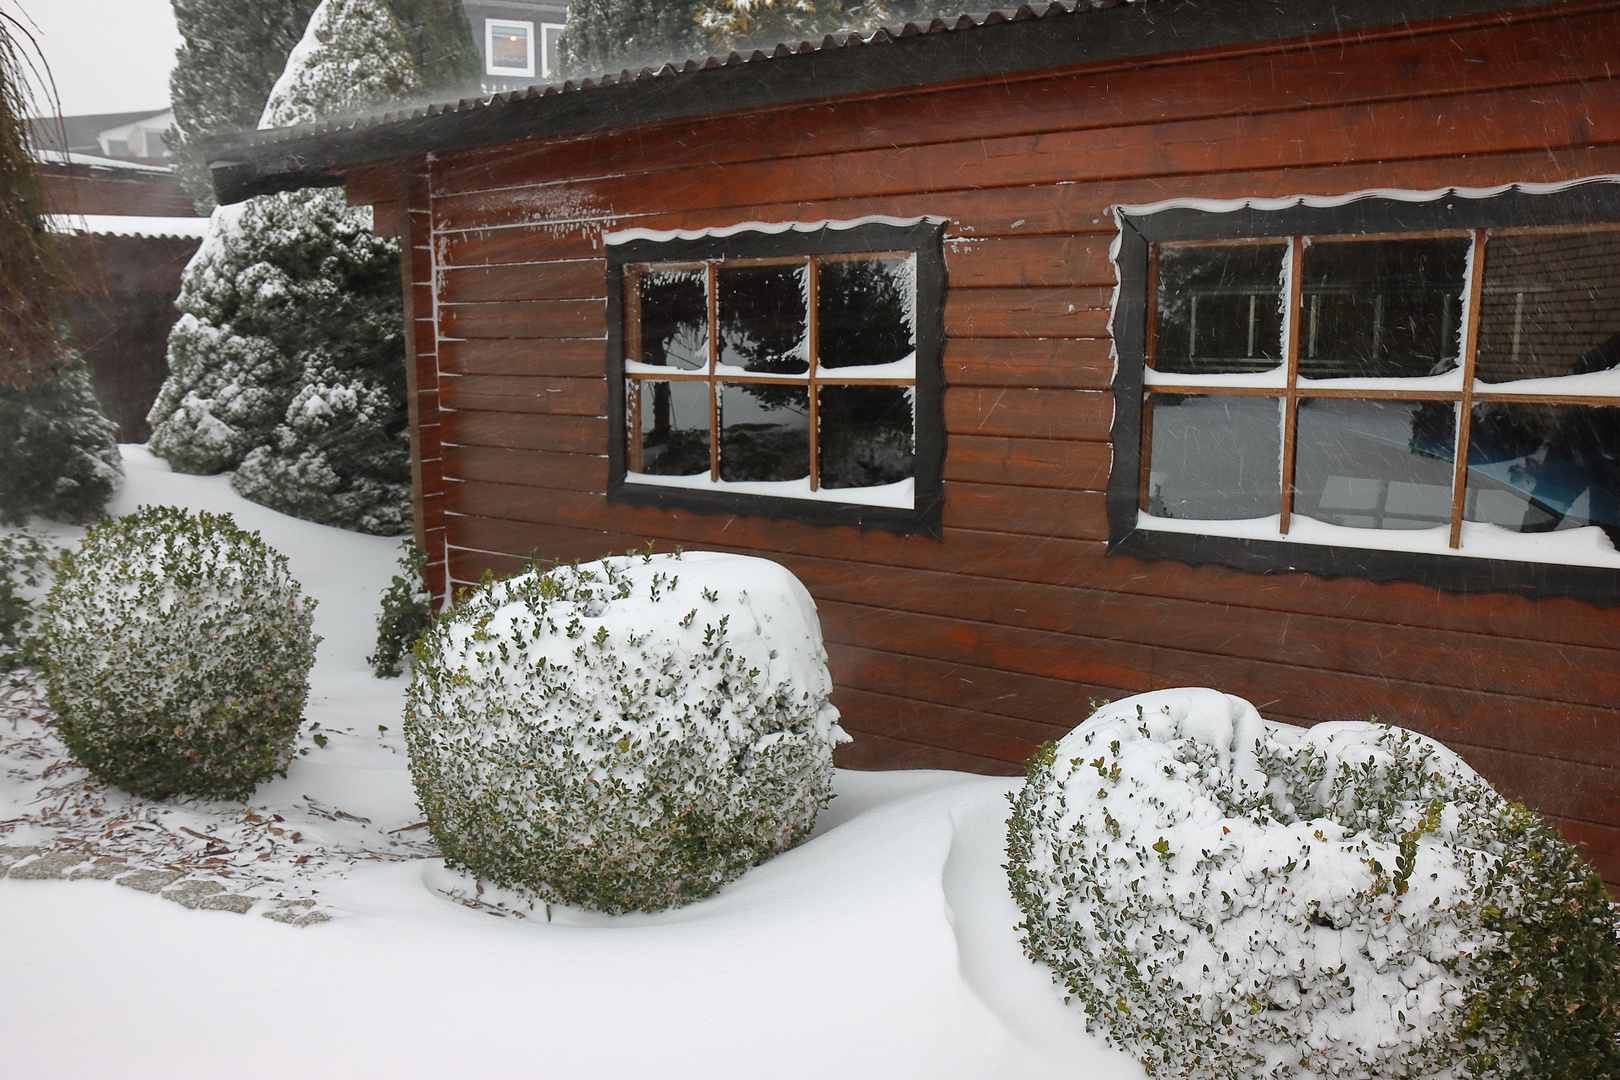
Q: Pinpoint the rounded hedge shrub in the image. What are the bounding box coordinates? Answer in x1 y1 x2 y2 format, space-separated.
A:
404 549 849 913
1008 688 1620 1080
43 505 317 800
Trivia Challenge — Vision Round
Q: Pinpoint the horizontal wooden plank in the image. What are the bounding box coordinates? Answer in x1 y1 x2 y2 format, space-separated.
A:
945 287 1112 339
827 640 1092 738
943 387 1112 441
442 408 607 452
945 234 1116 288
941 482 1108 540
943 337 1113 390
434 224 604 267
812 596 1620 771
438 260 607 303
442 444 607 491
944 435 1112 490
440 374 606 416
434 469 1620 655
431 7 1620 201
433 77 1620 236
1450 743 1620 836
832 724 1018 775
438 337 606 378
438 299 605 340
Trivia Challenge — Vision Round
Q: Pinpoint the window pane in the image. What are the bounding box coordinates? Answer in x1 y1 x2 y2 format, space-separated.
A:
633 379 711 475
719 383 809 482
818 256 915 370
718 263 808 374
1300 238 1468 379
637 269 708 371
1292 399 1456 530
819 385 914 489
1465 403 1620 544
1153 242 1285 374
489 22 530 68
1145 394 1281 519
1474 232 1620 383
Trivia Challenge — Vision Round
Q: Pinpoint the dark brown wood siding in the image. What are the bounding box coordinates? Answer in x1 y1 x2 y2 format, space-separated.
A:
399 1 1620 885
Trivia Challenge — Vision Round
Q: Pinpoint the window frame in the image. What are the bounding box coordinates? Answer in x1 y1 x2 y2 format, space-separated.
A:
605 218 947 537
539 21 564 79
484 18 535 78
1109 180 1620 604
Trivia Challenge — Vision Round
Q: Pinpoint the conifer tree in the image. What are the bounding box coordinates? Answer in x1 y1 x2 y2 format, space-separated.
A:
148 0 423 535
695 0 937 53
558 0 705 75
166 0 322 211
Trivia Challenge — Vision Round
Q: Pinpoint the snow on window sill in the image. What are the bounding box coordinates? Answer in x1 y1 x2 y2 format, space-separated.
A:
625 471 915 509
1135 510 1620 569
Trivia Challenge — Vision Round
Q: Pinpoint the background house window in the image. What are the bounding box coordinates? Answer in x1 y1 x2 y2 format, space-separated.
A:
1111 184 1620 599
540 22 564 77
485 19 535 77
606 219 946 535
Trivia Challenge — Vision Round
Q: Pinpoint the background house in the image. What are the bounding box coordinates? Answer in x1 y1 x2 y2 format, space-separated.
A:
462 1 568 89
203 0 1620 889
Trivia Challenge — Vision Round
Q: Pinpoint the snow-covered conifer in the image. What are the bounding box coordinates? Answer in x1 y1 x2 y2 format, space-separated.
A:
148 0 422 534
0 356 122 526
558 0 705 75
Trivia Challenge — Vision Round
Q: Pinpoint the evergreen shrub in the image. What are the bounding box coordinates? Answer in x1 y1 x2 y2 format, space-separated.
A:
1007 688 1620 1080
0 530 52 667
368 537 432 677
404 549 849 913
43 506 318 800
0 357 122 526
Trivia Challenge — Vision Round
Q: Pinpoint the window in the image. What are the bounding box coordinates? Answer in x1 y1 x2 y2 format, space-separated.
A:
540 22 564 78
605 218 946 535
485 19 535 78
1110 181 1620 601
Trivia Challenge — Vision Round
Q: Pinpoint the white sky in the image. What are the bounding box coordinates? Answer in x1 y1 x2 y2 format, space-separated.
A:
10 0 182 118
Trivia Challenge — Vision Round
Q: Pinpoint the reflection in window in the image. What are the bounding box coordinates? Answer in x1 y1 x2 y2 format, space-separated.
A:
1300 238 1468 379
486 20 534 76
719 384 810 482
719 263 808 374
819 256 915 370
634 379 710 476
1474 232 1620 383
1293 399 1456 530
1466 402 1620 544
637 269 708 370
820 386 914 488
1153 242 1285 374
1146 395 1281 519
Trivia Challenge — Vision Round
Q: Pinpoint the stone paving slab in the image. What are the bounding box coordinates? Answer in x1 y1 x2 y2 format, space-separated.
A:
7 851 86 879
69 860 131 880
263 899 331 926
115 868 185 893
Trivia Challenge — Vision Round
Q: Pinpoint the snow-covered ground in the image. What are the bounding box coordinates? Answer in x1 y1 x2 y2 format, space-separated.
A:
0 446 1141 1080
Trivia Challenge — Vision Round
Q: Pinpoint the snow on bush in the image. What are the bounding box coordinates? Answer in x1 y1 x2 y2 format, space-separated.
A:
0 356 122 527
42 506 318 800
404 550 849 913
1007 688 1620 1080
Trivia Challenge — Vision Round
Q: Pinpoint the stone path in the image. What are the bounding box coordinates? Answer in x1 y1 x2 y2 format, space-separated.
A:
0 843 331 925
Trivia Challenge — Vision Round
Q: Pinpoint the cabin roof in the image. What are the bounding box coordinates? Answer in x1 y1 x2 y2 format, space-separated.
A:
204 0 1564 204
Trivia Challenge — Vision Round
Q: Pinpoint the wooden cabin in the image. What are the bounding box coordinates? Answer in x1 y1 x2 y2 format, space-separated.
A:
205 0 1620 886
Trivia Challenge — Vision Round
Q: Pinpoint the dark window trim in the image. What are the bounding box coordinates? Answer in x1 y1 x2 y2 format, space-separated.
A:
605 218 947 538
1109 180 1620 606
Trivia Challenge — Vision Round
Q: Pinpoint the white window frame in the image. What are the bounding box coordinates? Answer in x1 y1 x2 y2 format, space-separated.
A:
484 18 536 78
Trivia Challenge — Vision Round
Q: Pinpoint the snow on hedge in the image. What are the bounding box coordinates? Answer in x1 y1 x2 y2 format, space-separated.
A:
405 550 850 913
1007 688 1620 1080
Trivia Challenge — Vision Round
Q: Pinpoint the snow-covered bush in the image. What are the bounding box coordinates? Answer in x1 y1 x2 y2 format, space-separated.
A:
368 536 432 677
404 550 849 913
0 356 122 527
1007 688 1620 1080
42 505 318 800
0 530 53 668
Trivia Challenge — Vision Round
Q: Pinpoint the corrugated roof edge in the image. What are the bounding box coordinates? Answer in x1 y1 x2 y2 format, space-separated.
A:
203 0 1563 205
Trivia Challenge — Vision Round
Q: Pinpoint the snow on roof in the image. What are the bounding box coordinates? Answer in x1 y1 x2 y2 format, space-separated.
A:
33 148 174 174
45 214 211 240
